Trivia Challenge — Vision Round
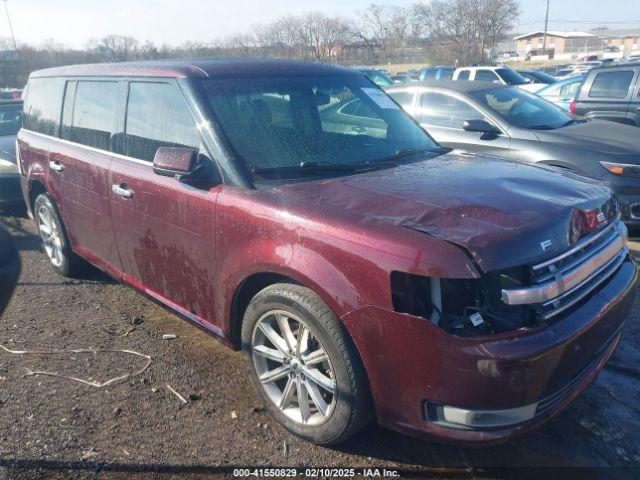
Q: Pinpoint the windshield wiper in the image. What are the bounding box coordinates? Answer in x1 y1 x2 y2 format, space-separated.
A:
251 148 444 175
252 161 385 175
372 146 447 163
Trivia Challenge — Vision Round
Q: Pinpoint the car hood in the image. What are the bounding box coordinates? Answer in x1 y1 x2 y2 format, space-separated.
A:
285 151 615 272
0 135 16 162
532 120 640 156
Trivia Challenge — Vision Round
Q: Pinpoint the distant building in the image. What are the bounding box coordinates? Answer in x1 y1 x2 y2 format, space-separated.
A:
513 31 600 58
598 28 640 55
514 29 640 58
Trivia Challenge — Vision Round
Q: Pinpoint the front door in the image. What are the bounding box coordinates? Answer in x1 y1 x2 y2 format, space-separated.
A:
109 80 223 333
418 91 511 157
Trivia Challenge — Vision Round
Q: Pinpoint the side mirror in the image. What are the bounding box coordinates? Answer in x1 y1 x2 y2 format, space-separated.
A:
153 147 200 180
463 119 500 135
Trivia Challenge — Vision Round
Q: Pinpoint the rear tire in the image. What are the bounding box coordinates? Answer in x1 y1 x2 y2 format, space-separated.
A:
241 283 372 445
34 193 86 277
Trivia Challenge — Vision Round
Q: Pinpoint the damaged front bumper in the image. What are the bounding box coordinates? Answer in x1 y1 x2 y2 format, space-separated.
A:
341 256 637 444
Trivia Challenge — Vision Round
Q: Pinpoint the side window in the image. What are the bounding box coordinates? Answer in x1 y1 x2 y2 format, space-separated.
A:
439 69 454 80
61 81 76 141
424 69 437 81
560 81 581 98
420 92 484 128
125 82 200 162
61 81 119 151
386 91 414 111
475 70 500 83
589 71 634 99
23 78 64 136
457 70 470 81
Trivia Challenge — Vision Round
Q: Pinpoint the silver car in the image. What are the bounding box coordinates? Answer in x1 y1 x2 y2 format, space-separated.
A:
385 81 640 225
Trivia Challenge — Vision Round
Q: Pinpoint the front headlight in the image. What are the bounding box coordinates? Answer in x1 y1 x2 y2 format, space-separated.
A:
0 158 18 174
599 161 640 177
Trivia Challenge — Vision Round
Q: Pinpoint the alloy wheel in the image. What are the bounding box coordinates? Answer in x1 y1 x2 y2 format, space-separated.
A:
37 205 64 268
251 310 336 426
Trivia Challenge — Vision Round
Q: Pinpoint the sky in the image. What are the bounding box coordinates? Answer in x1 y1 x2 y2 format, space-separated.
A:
2 0 640 48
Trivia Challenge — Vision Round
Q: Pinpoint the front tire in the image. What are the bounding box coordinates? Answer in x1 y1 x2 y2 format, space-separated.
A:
242 283 372 445
34 193 86 277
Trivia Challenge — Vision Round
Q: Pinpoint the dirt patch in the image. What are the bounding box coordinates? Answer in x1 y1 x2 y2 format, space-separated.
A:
1 214 639 479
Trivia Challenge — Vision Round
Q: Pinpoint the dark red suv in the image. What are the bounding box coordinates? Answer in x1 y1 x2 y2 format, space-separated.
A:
17 59 637 445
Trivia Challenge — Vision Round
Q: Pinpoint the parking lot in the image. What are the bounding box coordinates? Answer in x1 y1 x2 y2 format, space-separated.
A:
0 212 638 479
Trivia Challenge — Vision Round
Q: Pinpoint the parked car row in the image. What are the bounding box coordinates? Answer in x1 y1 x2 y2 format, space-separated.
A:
6 59 638 449
0 99 23 210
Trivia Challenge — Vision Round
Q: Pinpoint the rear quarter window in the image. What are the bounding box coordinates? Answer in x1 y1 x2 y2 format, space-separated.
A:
23 78 65 136
589 70 635 99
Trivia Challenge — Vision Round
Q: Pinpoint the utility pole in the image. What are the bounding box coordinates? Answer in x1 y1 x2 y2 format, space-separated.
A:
2 0 18 53
542 0 550 55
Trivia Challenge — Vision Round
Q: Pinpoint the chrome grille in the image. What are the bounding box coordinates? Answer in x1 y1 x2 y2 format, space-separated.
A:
501 221 628 320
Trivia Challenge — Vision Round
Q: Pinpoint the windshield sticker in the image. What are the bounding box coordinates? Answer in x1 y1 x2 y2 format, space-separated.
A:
362 88 400 109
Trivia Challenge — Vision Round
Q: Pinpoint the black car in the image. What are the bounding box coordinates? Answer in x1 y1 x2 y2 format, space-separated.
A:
0 100 23 210
573 63 640 126
0 222 20 314
385 81 640 224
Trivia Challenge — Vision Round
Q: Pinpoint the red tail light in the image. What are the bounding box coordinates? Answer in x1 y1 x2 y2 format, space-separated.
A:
569 98 576 114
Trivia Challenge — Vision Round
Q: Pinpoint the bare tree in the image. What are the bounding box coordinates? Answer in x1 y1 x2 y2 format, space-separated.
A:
86 35 140 61
414 0 519 65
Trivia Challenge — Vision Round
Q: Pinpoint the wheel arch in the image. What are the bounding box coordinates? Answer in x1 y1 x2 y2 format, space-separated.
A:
229 271 298 350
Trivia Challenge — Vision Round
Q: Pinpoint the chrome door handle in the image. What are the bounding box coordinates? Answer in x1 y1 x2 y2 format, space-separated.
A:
49 161 64 172
112 184 134 198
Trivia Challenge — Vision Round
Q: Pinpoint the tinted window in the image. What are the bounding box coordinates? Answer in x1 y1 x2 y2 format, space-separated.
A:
471 87 573 130
560 80 582 98
457 70 471 81
23 78 64 136
202 76 439 183
61 81 119 151
495 68 527 85
0 103 23 136
423 69 437 80
125 82 200 162
420 92 484 128
476 70 500 83
439 69 454 80
589 71 634 98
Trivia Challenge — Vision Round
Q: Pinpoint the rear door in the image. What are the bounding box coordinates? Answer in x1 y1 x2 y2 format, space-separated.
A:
50 79 122 276
109 79 223 332
578 69 637 124
418 91 511 156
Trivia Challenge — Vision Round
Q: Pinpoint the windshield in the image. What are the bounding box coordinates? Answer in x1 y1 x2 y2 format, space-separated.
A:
201 75 441 184
470 87 575 130
0 103 22 136
495 68 528 85
526 71 557 84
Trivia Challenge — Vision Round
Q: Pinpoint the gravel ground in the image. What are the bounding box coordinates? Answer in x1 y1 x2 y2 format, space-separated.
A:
0 213 639 480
